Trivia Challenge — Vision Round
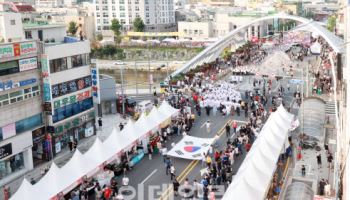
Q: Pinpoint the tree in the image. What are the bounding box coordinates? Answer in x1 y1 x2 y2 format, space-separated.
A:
133 17 145 32
110 19 122 40
68 21 78 36
327 15 336 32
96 33 103 41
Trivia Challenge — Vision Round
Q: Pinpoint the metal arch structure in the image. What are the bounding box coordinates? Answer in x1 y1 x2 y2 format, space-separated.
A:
170 13 344 78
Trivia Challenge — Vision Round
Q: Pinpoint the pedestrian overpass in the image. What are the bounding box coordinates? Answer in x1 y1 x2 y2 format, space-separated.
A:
170 13 344 78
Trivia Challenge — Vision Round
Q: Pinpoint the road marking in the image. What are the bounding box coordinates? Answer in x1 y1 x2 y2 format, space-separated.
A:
141 169 158 184
200 122 206 128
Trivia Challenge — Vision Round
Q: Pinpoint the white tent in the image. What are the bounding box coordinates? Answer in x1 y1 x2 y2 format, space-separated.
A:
11 103 179 200
158 101 179 117
310 41 321 54
167 136 214 160
135 112 158 134
9 179 35 200
222 105 293 200
148 106 169 125
30 163 62 200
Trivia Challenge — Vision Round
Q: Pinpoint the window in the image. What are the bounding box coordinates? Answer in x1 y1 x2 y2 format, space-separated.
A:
25 31 32 39
120 12 125 17
136 13 140 18
199 30 203 35
146 13 149 17
120 19 126 24
102 6 108 11
96 6 99 10
119 0 124 3
135 6 139 11
0 153 25 179
194 30 198 34
52 98 93 123
10 20 15 25
49 58 67 73
97 19 101 24
112 6 115 11
103 19 109 24
15 114 43 134
103 13 109 18
146 19 150 24
96 13 100 17
146 6 149 11
120 6 125 11
0 86 40 107
97 26 101 31
71 54 88 68
0 60 19 76
113 13 117 18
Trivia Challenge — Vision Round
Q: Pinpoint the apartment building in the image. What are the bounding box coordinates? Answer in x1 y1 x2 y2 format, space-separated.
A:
94 0 176 33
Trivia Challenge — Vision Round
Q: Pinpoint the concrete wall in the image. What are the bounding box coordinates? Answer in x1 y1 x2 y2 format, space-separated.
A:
0 95 42 128
178 21 212 39
99 75 117 101
50 65 91 85
0 12 24 42
25 26 66 43
44 40 90 60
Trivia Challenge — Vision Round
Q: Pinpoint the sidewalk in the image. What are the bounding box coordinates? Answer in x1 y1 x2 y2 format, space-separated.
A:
2 114 127 200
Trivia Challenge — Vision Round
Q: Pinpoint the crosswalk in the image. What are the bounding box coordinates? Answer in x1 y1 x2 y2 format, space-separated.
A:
325 100 336 115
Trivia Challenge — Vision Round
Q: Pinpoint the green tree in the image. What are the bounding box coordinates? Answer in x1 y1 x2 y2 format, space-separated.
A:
133 17 145 32
68 21 78 36
327 15 336 32
96 34 103 41
110 19 122 43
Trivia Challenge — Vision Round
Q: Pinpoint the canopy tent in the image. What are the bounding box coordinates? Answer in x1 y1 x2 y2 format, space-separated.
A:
222 105 294 200
167 136 214 160
158 101 179 117
11 103 179 200
9 179 35 200
310 42 322 54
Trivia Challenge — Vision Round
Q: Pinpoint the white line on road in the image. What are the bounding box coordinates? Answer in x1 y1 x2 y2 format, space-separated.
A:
141 169 158 184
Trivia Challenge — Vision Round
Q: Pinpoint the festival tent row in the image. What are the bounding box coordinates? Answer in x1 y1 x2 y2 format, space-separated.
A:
222 105 294 200
11 101 179 200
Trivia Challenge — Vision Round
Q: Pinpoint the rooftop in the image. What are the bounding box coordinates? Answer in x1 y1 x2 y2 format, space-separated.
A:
23 21 66 30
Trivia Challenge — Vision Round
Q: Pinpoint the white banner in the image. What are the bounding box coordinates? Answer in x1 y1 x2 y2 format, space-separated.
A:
167 136 214 160
19 57 38 71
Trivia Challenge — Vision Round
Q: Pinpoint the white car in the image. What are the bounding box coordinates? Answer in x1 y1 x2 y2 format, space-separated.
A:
114 60 125 65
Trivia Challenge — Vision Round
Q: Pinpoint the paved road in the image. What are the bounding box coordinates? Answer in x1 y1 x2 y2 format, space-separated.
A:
111 72 298 200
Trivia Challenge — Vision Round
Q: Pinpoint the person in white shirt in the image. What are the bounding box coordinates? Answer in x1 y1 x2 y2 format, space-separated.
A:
206 120 211 133
170 165 176 180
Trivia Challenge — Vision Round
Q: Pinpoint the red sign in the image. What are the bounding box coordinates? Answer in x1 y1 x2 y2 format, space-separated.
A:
13 43 20 56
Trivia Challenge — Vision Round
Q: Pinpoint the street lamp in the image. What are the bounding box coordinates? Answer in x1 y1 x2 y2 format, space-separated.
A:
114 62 125 116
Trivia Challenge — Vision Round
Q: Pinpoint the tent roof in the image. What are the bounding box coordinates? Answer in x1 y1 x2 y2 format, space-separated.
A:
222 105 294 200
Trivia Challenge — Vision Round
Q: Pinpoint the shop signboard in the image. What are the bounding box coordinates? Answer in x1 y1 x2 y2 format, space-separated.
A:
0 143 12 159
0 78 36 91
51 76 92 99
41 54 52 115
44 102 52 114
32 127 46 143
2 123 16 140
20 42 37 55
53 90 91 109
19 57 38 72
55 142 61 153
84 126 94 137
91 67 101 104
0 44 14 59
54 111 95 135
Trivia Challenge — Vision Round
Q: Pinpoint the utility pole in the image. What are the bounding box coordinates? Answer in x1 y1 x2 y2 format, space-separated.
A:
120 64 125 116
134 61 138 95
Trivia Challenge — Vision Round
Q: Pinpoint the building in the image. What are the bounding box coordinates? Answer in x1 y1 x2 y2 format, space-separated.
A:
35 0 64 7
99 74 117 115
177 11 272 40
23 22 96 157
0 12 42 186
93 0 176 33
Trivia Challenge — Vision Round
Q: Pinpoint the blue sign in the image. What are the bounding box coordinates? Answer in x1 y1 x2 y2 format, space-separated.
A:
19 78 36 87
0 78 36 91
289 79 303 84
